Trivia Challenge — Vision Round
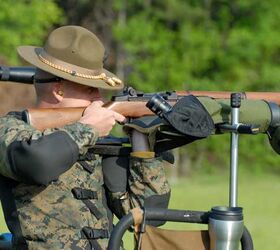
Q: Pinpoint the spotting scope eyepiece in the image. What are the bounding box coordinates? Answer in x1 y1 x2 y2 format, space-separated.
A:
0 66 36 84
146 94 172 118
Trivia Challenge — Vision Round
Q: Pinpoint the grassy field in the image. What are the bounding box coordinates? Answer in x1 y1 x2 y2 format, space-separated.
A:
121 173 280 249
1 173 280 249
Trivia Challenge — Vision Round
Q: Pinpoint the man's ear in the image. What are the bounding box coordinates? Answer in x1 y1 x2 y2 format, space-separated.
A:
52 83 64 102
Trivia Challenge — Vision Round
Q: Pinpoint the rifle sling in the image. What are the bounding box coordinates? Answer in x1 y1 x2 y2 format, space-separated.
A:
89 144 132 156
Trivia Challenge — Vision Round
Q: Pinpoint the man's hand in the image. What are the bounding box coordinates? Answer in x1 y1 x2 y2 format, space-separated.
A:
79 101 126 137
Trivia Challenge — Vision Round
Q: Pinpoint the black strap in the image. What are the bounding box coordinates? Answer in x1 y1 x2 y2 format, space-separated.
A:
81 227 109 250
79 152 96 161
0 176 28 249
72 187 103 220
81 227 109 239
78 152 96 173
79 161 94 174
82 200 103 220
89 240 102 250
72 188 98 200
88 145 132 156
72 187 102 219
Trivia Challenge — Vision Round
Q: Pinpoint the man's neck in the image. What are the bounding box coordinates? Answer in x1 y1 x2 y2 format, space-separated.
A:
36 100 61 108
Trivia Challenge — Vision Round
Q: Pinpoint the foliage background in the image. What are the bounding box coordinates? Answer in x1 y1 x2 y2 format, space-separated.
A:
1 0 279 175
0 0 280 248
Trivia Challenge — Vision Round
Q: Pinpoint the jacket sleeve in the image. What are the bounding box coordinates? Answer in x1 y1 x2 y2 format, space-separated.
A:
0 114 98 185
104 153 171 225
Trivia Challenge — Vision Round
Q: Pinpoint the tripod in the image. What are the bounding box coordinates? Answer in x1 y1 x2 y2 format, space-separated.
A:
108 93 255 250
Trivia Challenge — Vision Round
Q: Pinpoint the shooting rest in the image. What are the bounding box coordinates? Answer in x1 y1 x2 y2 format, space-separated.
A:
107 207 253 250
108 93 255 250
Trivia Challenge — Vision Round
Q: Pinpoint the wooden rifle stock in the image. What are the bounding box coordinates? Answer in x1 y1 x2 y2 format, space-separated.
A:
25 90 280 131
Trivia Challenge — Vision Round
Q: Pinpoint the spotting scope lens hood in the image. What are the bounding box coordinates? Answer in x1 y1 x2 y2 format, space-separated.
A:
146 94 172 118
0 66 35 84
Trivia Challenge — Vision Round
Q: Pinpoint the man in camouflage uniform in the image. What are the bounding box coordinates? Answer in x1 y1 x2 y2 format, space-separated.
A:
0 26 170 249
1 25 280 250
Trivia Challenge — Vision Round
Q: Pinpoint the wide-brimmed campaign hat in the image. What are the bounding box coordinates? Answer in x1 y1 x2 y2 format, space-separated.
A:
17 25 124 90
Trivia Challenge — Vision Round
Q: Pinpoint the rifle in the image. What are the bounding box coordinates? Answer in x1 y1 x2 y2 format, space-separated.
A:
0 67 280 155
2 66 280 130
23 86 280 131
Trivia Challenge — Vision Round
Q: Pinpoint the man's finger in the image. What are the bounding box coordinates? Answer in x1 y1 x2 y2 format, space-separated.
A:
113 111 126 123
91 100 104 107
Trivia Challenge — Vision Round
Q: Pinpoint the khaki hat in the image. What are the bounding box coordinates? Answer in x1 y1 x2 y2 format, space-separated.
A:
17 25 123 90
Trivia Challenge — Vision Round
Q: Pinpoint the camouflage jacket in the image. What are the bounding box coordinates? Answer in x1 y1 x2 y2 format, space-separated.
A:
0 113 171 250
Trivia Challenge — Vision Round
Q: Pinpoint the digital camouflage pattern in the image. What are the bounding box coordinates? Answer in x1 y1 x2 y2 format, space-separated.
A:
107 156 171 217
0 114 171 249
128 156 170 208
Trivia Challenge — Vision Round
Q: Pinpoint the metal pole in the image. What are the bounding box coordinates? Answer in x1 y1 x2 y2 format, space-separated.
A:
229 93 241 207
230 108 239 207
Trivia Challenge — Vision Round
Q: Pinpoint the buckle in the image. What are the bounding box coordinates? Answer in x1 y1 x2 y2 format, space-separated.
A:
72 188 98 200
81 227 109 239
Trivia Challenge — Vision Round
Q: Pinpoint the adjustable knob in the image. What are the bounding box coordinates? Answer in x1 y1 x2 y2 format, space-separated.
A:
231 93 242 108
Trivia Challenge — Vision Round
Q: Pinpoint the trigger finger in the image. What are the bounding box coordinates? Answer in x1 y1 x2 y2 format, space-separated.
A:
113 112 127 124
91 100 104 107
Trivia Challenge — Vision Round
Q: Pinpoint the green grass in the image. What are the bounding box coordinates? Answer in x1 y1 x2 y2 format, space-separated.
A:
0 205 8 233
122 173 280 249
1 173 280 249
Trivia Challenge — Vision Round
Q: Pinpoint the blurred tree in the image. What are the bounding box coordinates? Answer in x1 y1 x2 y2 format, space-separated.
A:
113 0 280 92
0 0 63 65
1 0 280 174
0 0 63 115
112 0 280 174
56 0 280 175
